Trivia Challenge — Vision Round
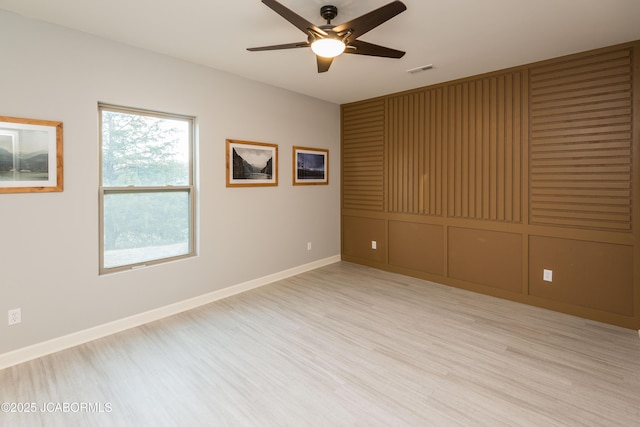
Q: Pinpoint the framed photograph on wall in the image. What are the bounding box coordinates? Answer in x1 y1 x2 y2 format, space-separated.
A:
226 139 278 187
0 116 63 194
293 146 328 185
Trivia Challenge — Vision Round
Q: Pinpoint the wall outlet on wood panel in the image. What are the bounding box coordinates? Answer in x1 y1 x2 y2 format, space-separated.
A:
543 269 553 282
371 240 377 250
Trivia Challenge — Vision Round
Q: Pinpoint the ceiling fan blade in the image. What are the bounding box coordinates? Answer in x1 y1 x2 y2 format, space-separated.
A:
344 40 405 58
261 0 327 36
316 56 334 73
247 41 310 52
333 1 406 43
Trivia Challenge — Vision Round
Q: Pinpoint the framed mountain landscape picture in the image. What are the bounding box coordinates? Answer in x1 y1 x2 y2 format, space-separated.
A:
0 116 63 194
226 139 278 187
293 146 328 185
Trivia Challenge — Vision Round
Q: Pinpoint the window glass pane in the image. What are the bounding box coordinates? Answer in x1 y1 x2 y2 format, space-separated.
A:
101 110 189 186
103 191 190 269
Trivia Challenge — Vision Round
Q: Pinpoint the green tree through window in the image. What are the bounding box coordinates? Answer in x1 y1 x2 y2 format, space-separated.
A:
99 104 195 273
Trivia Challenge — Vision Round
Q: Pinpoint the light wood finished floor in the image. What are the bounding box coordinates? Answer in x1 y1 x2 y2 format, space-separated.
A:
1 262 639 426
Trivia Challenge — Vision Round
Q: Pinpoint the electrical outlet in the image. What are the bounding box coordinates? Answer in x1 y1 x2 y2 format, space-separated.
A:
8 308 21 326
371 240 377 250
307 242 312 251
543 269 553 282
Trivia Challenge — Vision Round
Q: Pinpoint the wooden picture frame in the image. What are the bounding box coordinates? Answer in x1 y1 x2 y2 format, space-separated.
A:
0 116 63 194
226 139 278 187
293 146 328 185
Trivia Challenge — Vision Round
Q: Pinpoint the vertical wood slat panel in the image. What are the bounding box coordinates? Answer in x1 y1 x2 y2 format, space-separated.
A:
387 89 444 216
529 48 633 231
432 89 444 216
449 86 458 217
475 80 484 218
489 77 497 221
498 75 506 221
342 100 385 211
447 71 524 222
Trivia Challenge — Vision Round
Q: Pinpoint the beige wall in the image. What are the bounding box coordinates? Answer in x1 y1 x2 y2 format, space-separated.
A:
0 10 341 356
341 41 640 329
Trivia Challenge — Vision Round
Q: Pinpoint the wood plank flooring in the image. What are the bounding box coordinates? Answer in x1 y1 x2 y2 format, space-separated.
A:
1 261 639 426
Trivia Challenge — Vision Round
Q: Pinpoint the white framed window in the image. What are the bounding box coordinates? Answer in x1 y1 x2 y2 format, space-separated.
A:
99 103 195 274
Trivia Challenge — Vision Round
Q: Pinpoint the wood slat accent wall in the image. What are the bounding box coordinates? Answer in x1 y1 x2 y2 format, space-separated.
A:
387 89 445 216
342 99 385 211
447 73 523 222
386 72 523 221
529 48 633 231
341 41 640 329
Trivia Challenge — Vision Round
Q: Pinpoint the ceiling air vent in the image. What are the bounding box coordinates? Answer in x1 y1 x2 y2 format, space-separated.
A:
407 64 433 74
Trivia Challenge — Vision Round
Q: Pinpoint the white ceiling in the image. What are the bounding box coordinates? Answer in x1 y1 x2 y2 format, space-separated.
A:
2 0 640 104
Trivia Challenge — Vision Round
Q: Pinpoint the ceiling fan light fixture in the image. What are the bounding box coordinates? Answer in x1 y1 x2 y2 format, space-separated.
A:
247 0 407 72
311 38 346 58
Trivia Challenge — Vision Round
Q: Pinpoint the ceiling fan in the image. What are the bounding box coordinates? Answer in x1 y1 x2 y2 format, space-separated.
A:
247 0 407 73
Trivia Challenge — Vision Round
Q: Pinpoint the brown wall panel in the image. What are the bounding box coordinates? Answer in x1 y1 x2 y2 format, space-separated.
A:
342 100 385 211
387 89 445 216
342 215 385 263
389 221 444 275
448 227 522 293
529 47 633 231
447 72 523 222
529 236 633 316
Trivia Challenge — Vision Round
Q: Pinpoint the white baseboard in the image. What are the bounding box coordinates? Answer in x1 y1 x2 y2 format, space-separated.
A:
0 255 341 370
